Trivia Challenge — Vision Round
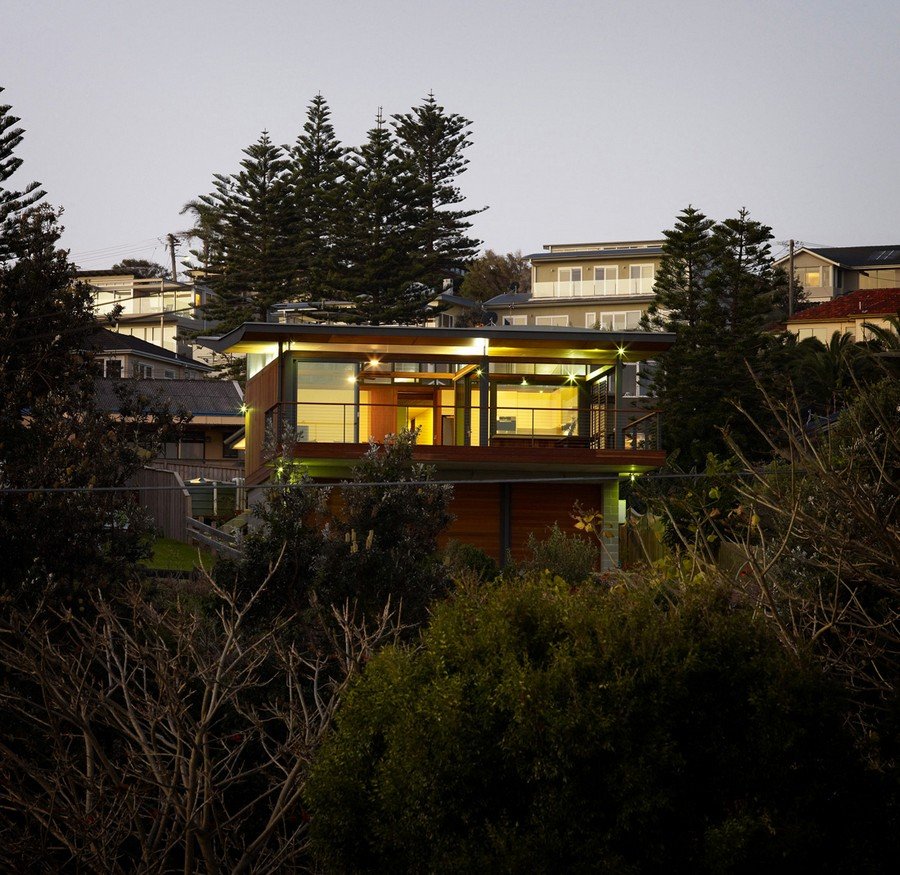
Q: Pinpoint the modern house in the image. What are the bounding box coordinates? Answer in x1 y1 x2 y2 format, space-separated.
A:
199 323 674 569
78 269 217 366
786 288 900 343
774 245 900 303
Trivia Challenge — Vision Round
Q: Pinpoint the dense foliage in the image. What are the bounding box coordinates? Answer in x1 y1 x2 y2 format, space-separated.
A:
306 574 887 872
458 248 531 302
187 93 483 332
221 429 453 625
643 206 796 463
0 91 178 609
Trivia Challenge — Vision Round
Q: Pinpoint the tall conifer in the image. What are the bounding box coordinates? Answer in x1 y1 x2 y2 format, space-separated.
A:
338 111 430 324
648 206 790 464
194 132 295 332
0 87 45 260
392 93 483 291
290 94 346 302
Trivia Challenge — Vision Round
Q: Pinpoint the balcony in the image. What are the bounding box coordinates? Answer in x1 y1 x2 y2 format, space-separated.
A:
264 401 661 456
532 278 655 299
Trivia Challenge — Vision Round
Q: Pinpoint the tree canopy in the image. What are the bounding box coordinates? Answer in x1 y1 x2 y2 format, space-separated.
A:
306 574 882 872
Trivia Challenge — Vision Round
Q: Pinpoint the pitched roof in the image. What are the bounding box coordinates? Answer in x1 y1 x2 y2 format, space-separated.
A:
776 245 900 268
94 378 243 417
789 288 900 321
90 327 210 371
527 245 664 263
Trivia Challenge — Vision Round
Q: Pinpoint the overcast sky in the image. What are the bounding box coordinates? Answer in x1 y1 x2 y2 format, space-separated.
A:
4 0 898 272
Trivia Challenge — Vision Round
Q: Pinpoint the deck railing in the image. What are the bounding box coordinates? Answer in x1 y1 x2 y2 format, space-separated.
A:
264 402 661 452
532 278 655 298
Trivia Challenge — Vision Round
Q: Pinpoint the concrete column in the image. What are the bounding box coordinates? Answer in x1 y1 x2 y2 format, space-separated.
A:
601 478 620 572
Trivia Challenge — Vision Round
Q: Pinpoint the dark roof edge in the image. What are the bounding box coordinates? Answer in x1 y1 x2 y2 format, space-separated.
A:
197 322 676 353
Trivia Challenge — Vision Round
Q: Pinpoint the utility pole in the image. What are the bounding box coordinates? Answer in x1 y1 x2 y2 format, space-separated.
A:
167 233 178 283
787 239 795 318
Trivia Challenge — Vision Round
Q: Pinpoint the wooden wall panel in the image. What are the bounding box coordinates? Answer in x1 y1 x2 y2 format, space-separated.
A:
245 358 281 481
440 483 502 560
508 483 604 561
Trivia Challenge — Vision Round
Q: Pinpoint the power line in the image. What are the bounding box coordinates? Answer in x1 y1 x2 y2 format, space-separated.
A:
0 468 788 496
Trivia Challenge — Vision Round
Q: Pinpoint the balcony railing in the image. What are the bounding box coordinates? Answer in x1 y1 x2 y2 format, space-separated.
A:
532 278 655 299
264 402 661 452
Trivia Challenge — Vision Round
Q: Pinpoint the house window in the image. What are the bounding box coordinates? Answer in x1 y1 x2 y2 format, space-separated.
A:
599 310 642 330
593 266 617 295
133 362 153 378
503 314 528 326
163 437 205 460
628 264 655 293
797 266 826 287
557 267 582 297
103 359 122 379
435 313 455 327
585 312 597 328
163 368 176 379
535 315 569 327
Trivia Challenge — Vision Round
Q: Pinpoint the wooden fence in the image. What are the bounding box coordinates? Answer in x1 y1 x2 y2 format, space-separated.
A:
186 518 243 559
127 467 192 542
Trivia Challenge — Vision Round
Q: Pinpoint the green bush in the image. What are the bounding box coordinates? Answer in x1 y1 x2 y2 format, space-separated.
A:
442 540 499 583
306 575 888 873
515 522 598 582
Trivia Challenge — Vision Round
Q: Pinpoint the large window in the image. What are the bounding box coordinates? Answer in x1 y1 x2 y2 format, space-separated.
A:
627 264 655 293
494 383 580 439
535 315 569 327
593 266 617 295
295 361 357 443
598 310 642 330
557 267 582 297
797 265 828 287
503 314 528 326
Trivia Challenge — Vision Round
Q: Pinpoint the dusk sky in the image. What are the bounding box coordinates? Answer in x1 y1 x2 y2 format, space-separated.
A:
5 0 898 273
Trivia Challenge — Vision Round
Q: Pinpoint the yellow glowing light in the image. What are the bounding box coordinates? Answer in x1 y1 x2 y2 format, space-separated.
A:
368 356 381 366
521 378 528 386
616 345 627 357
346 375 357 383
239 403 248 414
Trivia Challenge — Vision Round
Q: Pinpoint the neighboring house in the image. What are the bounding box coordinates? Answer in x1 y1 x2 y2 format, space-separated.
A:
78 269 217 366
90 327 212 380
94 376 245 482
434 240 664 398
774 245 900 303
199 323 675 569
786 288 900 343
438 240 663 330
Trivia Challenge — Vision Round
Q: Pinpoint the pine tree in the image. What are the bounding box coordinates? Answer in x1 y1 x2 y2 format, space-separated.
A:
648 207 791 465
289 94 346 302
193 132 296 332
392 93 483 292
0 99 169 602
0 86 45 260
642 205 714 333
338 111 430 325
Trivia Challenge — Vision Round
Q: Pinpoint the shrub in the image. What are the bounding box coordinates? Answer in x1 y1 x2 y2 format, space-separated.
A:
306 574 889 873
515 522 598 582
442 540 499 583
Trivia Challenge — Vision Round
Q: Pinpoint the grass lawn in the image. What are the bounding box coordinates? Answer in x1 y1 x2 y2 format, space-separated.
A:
143 538 216 573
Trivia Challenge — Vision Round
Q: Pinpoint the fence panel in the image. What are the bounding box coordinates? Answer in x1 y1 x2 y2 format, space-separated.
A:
127 466 192 542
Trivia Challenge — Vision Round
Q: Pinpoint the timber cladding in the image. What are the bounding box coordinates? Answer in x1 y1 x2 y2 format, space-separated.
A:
440 482 605 563
245 358 281 481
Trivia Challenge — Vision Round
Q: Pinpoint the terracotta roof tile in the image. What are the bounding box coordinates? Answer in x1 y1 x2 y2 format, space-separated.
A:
790 289 900 321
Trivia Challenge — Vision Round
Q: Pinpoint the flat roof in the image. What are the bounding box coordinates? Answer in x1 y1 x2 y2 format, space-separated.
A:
198 322 675 362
